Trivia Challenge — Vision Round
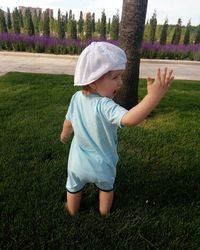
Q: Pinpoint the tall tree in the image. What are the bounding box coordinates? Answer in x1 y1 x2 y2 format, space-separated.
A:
91 13 96 34
115 0 148 109
57 9 65 39
67 12 77 39
100 10 106 38
183 20 191 45
143 20 150 42
43 10 50 36
110 11 120 40
58 19 65 39
38 9 43 34
32 12 40 34
71 16 77 39
171 18 182 45
159 18 168 45
64 11 68 33
24 8 35 36
49 17 56 36
19 9 24 29
7 8 12 31
12 8 21 34
58 8 61 21
67 10 73 38
78 11 84 35
38 9 42 21
194 25 200 44
107 18 111 35
0 9 7 33
84 12 92 40
149 10 157 43
96 18 101 34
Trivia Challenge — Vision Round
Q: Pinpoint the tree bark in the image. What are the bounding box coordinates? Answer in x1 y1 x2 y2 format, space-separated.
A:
115 0 148 109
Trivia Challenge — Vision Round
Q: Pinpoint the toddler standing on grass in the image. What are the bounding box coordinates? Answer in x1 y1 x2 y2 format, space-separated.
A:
60 41 174 216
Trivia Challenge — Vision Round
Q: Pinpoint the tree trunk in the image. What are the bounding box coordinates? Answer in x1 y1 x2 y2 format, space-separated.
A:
115 0 148 109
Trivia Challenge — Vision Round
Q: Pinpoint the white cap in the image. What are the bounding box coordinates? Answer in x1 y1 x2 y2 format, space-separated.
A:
74 41 127 86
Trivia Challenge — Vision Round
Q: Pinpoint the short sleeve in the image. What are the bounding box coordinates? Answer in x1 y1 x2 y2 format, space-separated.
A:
99 98 128 127
65 104 72 121
65 95 75 121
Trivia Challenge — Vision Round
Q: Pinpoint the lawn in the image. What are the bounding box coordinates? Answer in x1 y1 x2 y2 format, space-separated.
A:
1 72 200 249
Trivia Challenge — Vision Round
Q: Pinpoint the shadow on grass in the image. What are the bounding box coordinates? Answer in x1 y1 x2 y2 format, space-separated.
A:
114 160 200 211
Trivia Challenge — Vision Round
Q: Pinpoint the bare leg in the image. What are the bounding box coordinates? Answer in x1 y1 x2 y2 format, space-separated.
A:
99 190 114 216
65 191 82 216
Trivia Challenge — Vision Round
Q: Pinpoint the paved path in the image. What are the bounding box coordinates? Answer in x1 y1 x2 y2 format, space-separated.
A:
0 51 200 81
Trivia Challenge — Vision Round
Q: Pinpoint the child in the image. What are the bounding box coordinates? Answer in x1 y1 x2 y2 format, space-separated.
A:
60 41 174 216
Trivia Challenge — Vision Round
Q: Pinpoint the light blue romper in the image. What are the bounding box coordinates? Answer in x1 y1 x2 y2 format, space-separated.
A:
65 91 128 193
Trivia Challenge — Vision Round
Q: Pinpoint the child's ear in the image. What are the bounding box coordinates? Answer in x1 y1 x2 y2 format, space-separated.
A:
90 82 97 90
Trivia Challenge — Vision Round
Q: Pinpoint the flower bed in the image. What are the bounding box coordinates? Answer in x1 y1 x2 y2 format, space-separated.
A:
0 33 199 60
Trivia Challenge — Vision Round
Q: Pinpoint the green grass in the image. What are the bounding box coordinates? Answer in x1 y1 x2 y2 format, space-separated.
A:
1 72 200 249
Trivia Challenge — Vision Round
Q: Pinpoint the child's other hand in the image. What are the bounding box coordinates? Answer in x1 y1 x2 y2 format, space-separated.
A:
147 68 174 100
60 133 68 144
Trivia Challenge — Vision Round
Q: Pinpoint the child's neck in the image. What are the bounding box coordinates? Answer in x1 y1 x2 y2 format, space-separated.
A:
82 86 98 96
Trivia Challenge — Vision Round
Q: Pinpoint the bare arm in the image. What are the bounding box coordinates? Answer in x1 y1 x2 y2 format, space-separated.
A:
121 68 174 127
60 120 73 144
